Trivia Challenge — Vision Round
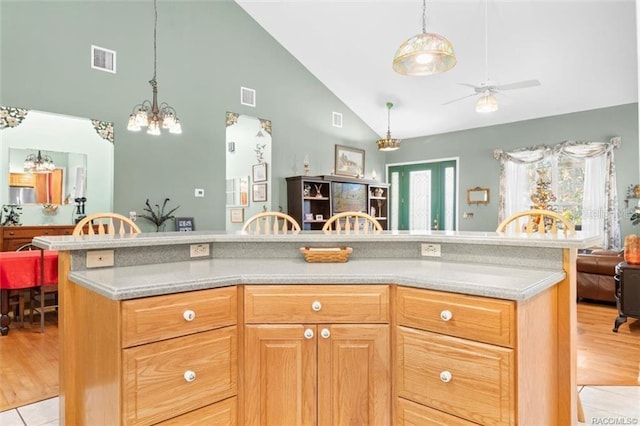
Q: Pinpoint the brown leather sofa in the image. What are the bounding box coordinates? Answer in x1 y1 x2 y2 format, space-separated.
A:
576 250 623 303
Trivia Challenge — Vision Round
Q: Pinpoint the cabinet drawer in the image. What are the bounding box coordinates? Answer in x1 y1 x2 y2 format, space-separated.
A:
157 396 237 426
397 397 478 425
2 226 74 239
244 284 389 323
122 286 237 347
123 327 237 426
396 286 515 347
396 326 514 425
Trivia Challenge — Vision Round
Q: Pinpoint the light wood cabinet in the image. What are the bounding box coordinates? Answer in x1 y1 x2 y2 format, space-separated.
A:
243 285 390 426
61 284 238 426
395 286 559 425
8 172 35 187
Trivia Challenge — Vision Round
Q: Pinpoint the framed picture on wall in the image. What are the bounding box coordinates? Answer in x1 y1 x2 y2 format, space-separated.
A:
334 144 365 178
253 163 267 182
252 183 267 202
175 217 195 232
230 207 244 223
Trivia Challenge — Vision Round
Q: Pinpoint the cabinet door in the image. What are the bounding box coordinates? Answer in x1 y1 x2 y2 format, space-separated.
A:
244 324 316 426
317 324 390 426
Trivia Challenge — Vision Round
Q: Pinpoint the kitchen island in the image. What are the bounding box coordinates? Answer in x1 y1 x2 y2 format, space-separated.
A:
34 230 598 425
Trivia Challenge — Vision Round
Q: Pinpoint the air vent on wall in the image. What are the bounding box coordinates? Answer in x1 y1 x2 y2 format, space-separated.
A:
332 112 343 128
91 45 116 73
241 87 256 107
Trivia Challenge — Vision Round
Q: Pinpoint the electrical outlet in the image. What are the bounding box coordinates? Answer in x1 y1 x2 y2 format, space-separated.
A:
195 188 205 197
421 243 441 257
86 250 114 268
190 243 210 258
129 211 136 221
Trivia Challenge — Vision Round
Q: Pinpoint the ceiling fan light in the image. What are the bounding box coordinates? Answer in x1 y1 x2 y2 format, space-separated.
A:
476 93 498 113
393 32 456 76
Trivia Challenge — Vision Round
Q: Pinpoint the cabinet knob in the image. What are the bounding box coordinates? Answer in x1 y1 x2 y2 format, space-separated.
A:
311 301 322 312
183 310 196 321
440 310 453 321
320 328 331 339
183 370 196 382
439 371 452 383
304 328 314 339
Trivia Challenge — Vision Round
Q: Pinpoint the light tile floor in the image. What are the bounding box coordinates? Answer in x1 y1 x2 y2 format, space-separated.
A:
0 386 637 425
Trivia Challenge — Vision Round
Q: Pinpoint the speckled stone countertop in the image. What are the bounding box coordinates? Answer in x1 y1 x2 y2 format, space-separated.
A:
68 257 565 302
33 230 596 303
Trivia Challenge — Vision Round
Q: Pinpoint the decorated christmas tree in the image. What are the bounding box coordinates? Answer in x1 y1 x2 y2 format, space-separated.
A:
530 169 557 211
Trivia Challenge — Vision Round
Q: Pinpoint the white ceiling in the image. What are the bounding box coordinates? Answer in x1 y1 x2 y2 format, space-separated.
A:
235 0 638 140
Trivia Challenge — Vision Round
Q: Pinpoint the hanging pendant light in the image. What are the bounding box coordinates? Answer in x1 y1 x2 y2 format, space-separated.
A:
376 102 401 152
392 0 456 76
127 0 182 135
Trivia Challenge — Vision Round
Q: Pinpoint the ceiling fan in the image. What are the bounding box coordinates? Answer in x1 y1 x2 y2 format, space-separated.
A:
443 0 541 112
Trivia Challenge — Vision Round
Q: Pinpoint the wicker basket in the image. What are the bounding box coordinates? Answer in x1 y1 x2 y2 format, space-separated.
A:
300 246 353 263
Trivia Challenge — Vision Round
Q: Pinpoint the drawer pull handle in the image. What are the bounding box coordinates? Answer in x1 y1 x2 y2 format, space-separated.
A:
183 310 196 321
184 370 196 382
311 301 322 312
304 328 314 339
320 328 330 339
440 310 453 321
440 371 452 383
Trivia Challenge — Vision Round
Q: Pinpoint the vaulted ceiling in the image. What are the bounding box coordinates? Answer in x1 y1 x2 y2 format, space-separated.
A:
235 0 638 139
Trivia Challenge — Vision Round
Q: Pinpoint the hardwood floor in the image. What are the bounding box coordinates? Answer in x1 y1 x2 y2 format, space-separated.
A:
0 301 638 412
0 312 58 412
577 300 640 386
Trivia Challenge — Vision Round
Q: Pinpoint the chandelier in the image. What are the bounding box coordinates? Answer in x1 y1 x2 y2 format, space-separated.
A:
392 0 456 76
127 0 182 135
376 102 401 152
24 150 55 173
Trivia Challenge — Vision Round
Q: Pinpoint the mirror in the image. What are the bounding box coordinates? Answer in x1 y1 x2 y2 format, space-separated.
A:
8 148 87 205
225 112 272 231
467 187 490 205
1 107 114 224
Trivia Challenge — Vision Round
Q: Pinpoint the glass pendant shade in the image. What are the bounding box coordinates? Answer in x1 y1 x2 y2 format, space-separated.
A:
476 92 498 113
393 32 457 76
24 150 55 173
376 102 401 151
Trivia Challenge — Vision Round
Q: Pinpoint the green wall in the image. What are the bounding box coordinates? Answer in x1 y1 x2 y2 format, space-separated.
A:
2 1 638 235
386 103 639 237
0 0 383 231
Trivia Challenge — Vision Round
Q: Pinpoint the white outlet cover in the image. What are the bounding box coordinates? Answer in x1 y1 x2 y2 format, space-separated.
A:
195 188 204 197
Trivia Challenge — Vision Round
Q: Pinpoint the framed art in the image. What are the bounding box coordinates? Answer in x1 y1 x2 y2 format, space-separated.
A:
334 144 365 178
230 207 244 223
253 163 267 182
252 183 267 202
175 217 195 232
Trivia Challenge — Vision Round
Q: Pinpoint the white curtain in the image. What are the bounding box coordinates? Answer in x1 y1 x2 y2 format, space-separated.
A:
494 137 621 249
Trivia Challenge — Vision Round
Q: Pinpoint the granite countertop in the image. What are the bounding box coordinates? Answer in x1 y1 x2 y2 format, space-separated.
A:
34 229 601 251
68 257 565 302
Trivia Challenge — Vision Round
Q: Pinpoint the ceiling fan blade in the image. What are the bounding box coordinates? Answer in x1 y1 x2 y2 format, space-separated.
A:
496 79 541 91
457 82 482 89
442 93 478 106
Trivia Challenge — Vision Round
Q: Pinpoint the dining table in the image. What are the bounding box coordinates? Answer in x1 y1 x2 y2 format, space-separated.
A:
0 250 58 335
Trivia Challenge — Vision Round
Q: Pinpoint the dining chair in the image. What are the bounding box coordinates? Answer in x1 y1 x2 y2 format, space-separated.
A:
72 212 141 236
496 209 576 236
7 244 40 328
322 211 383 234
242 212 301 234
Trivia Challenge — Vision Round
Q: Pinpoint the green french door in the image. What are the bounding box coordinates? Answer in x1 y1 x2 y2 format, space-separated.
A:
388 160 457 231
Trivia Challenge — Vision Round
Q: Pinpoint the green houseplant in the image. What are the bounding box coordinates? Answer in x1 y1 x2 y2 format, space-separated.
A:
139 198 180 231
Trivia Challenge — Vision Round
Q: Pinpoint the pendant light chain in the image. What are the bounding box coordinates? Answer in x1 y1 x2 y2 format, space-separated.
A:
421 0 427 34
152 0 157 85
484 0 488 81
386 102 392 136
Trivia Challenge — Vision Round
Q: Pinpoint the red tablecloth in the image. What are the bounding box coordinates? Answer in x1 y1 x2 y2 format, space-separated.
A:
0 250 58 289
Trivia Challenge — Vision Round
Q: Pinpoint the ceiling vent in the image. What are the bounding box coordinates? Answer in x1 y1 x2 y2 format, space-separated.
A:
241 87 256 107
332 112 343 128
91 45 116 73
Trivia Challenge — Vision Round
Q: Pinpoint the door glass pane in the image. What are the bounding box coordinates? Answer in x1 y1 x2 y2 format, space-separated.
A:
444 166 455 230
391 171 399 231
409 170 431 231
